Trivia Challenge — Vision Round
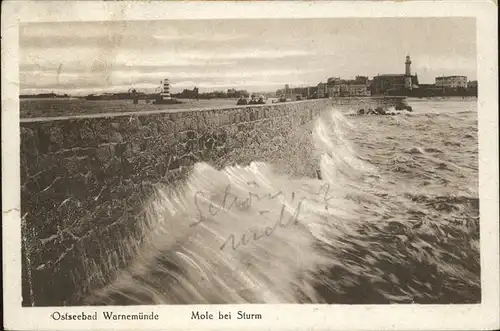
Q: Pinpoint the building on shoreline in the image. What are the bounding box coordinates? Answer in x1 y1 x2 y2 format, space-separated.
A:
467 80 478 89
435 75 468 89
327 77 371 97
317 82 327 98
328 76 371 98
347 84 371 97
73 58 477 102
414 76 475 97
278 54 477 99
327 80 346 97
371 55 419 96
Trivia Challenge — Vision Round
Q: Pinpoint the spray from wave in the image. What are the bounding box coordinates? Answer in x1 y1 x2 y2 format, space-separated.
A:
85 107 480 305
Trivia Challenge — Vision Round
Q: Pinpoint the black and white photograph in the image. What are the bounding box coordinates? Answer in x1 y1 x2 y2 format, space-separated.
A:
2 1 499 330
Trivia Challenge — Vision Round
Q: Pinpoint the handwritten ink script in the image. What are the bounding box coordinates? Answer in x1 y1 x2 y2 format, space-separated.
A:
192 182 336 251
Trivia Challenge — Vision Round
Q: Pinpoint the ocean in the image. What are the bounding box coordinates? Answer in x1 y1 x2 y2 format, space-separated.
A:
76 97 480 305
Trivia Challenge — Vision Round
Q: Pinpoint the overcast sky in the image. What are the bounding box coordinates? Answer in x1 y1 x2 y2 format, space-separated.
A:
20 18 476 95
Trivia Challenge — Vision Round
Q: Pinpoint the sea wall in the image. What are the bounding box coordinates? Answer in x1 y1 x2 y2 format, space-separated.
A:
20 97 405 306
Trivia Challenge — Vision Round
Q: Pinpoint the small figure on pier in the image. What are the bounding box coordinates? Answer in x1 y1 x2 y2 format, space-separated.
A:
248 95 258 105
237 96 248 105
129 88 139 104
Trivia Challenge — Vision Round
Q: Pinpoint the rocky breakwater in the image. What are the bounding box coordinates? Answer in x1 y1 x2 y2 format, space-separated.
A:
342 96 413 116
20 99 331 306
354 105 413 116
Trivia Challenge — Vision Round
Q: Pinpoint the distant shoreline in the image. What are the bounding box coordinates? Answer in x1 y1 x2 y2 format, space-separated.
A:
20 96 478 121
19 95 478 101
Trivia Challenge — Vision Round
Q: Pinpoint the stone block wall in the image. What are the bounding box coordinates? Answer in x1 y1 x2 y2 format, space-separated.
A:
21 99 331 306
20 97 404 306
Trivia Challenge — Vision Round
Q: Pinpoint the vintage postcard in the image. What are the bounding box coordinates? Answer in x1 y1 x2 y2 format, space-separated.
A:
2 1 499 330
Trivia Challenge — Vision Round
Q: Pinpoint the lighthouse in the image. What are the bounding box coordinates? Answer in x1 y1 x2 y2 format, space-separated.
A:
161 79 172 100
404 55 412 90
153 78 181 104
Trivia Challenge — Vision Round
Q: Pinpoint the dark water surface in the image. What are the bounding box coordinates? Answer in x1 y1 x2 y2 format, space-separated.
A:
78 98 480 305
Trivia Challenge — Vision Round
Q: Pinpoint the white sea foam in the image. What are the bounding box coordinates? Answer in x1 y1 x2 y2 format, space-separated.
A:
86 104 480 305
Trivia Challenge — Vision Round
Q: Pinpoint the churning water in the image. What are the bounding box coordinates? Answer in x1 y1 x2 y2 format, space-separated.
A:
86 98 480 305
